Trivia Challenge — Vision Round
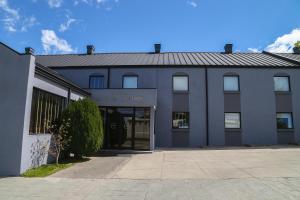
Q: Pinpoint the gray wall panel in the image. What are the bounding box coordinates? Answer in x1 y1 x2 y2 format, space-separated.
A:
173 93 189 112
276 94 293 112
224 93 241 112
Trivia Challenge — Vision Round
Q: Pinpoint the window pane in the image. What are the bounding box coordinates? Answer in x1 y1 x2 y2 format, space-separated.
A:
173 76 188 91
29 88 67 134
274 77 289 92
225 113 240 129
172 112 189 129
89 76 104 89
277 113 293 129
224 76 239 91
123 76 138 88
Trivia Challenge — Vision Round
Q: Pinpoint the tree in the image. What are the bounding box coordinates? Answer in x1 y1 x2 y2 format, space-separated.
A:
62 98 103 157
48 118 72 165
295 41 300 48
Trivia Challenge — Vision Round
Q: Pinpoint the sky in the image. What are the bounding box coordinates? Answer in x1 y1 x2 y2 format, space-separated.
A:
0 0 300 54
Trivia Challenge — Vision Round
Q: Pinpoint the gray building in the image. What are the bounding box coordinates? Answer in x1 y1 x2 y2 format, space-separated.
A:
1 42 300 176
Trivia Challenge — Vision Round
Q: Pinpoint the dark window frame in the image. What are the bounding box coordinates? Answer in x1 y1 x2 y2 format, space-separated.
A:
274 76 291 92
172 75 189 92
276 112 294 130
223 75 240 92
172 112 190 129
89 75 105 89
224 112 241 129
122 75 138 89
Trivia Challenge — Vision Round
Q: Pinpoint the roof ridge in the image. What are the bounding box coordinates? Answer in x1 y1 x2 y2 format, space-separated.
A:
35 52 266 57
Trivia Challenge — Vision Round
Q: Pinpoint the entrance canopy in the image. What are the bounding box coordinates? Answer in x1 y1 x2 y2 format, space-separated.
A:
89 89 157 108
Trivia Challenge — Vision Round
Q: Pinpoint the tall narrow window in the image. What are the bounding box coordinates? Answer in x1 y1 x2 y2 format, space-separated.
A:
173 76 188 91
172 112 189 129
225 113 241 129
123 76 138 88
274 76 290 92
29 88 67 134
277 113 293 129
89 75 105 89
224 76 239 92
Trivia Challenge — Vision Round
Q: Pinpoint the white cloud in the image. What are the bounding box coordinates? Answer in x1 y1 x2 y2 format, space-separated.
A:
187 1 197 8
47 0 63 8
21 16 38 32
248 48 261 53
41 29 74 54
59 15 77 32
0 0 20 32
74 0 118 6
265 28 300 53
0 0 38 32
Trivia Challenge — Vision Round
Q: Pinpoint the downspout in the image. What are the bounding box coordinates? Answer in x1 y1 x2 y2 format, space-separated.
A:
107 67 110 88
205 66 209 146
67 88 71 104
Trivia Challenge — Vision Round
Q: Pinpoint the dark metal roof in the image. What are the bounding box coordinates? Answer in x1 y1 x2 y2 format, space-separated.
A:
274 53 300 63
35 63 90 96
36 52 298 68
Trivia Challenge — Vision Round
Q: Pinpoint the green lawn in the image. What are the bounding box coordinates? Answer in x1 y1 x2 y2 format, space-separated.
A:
22 158 90 177
22 163 73 177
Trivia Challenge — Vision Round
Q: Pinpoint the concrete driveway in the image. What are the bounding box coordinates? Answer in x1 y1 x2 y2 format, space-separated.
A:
53 147 300 180
1 147 300 200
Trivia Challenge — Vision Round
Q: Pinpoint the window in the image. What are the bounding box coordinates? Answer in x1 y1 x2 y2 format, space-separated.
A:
224 76 239 92
89 75 104 89
123 76 138 88
172 112 189 129
29 88 67 134
173 76 188 91
225 113 241 129
277 113 293 129
274 76 290 92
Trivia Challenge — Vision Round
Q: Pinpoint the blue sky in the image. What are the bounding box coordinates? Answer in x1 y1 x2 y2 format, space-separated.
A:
1 0 300 54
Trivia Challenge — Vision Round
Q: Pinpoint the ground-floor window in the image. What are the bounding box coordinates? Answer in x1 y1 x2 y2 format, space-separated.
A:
100 107 150 150
224 113 241 129
172 112 189 129
276 113 293 129
29 88 67 134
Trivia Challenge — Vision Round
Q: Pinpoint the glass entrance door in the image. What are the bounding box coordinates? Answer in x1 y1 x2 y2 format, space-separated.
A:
104 107 150 150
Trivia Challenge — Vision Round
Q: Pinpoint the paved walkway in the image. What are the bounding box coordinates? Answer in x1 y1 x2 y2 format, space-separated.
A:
1 147 300 199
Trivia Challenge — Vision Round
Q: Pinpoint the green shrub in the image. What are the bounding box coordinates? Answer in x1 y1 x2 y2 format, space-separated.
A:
62 98 103 157
295 41 300 48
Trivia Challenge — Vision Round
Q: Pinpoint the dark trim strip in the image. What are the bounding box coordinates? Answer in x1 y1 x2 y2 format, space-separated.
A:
205 67 209 146
49 64 300 70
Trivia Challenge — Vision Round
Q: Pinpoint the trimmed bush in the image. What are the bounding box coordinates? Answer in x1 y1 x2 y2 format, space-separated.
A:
62 98 103 157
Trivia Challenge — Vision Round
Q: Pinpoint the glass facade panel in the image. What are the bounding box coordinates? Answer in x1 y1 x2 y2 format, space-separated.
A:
89 76 105 89
224 76 239 91
172 112 189 129
123 76 138 88
29 88 67 134
277 113 293 129
103 107 150 150
135 108 150 150
274 76 290 92
173 76 188 91
225 113 241 129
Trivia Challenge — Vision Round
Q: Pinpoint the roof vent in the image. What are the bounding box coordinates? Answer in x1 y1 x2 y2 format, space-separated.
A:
154 43 161 53
25 47 34 55
87 45 95 55
224 44 233 54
